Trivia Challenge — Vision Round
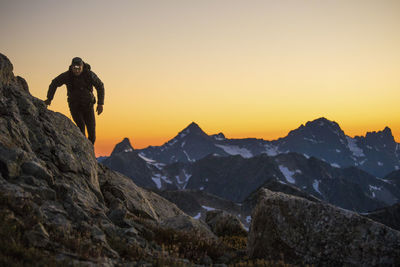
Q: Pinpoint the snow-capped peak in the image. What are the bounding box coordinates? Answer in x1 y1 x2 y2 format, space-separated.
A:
212 132 226 141
110 137 134 155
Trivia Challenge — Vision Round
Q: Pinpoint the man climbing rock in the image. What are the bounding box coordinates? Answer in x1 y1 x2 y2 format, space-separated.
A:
44 57 105 144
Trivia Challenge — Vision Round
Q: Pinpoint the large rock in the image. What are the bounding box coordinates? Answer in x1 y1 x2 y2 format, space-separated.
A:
98 164 183 222
248 188 400 266
161 214 216 239
205 210 247 237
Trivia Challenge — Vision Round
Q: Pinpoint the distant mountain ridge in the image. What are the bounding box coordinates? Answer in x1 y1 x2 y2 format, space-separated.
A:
102 145 400 213
105 117 400 178
100 118 400 213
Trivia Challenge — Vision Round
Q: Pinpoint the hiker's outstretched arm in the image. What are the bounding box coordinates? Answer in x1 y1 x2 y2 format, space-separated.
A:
90 71 104 105
47 72 68 103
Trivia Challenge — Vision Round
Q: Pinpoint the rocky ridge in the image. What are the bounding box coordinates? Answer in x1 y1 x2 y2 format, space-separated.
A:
0 53 229 265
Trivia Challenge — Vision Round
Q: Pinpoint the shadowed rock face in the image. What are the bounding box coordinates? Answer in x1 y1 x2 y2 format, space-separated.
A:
248 188 400 266
0 53 214 264
0 54 104 214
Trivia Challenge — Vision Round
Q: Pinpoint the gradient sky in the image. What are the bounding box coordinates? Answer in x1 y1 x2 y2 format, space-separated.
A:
1 0 400 156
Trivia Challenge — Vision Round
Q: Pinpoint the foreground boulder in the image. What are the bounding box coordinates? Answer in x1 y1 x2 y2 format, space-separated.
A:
98 164 215 239
248 188 400 266
206 209 247 237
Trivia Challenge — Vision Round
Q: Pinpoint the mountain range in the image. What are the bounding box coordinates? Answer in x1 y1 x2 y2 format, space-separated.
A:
106 118 400 178
102 118 400 213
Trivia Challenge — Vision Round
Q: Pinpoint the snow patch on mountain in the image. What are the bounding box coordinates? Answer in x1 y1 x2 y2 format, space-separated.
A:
313 180 322 195
331 163 341 168
346 136 365 157
378 178 393 184
304 137 323 144
193 212 201 219
369 185 382 198
202 205 216 211
167 139 178 147
138 153 165 170
151 174 172 189
215 144 253 158
265 144 279 156
214 136 225 141
278 165 301 184
124 148 133 153
183 150 194 162
179 132 188 138
246 216 251 224
152 176 162 189
359 159 367 166
181 170 192 189
138 153 158 164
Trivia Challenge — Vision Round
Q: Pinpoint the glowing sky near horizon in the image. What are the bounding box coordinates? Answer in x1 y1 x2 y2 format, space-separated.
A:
1 0 400 156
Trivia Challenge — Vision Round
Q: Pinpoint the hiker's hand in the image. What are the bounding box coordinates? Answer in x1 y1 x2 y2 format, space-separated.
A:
96 104 103 115
44 99 51 106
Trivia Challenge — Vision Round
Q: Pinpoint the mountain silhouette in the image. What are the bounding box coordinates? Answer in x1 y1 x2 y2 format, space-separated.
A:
106 117 400 177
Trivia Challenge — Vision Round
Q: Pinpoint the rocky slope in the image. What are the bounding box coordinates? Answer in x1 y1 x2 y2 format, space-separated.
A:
0 53 230 265
248 188 400 266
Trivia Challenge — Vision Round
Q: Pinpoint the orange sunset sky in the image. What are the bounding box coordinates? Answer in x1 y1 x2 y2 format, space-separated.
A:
1 0 400 157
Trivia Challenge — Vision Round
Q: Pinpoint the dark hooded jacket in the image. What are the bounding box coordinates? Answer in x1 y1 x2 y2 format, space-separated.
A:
47 62 104 105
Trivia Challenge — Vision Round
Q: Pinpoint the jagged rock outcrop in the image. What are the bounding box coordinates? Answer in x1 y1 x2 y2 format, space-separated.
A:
0 53 215 265
205 210 247 237
248 188 400 266
0 54 15 86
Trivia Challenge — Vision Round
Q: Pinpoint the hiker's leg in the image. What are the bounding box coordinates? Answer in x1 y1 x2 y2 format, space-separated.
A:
69 102 86 136
83 104 96 144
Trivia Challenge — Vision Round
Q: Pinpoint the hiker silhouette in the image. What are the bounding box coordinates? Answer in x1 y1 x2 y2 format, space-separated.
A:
44 57 105 144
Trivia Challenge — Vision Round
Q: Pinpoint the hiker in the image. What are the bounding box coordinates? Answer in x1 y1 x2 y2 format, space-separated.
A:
44 57 105 144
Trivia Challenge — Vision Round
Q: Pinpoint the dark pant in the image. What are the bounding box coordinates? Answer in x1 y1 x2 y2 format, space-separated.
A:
68 101 96 144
